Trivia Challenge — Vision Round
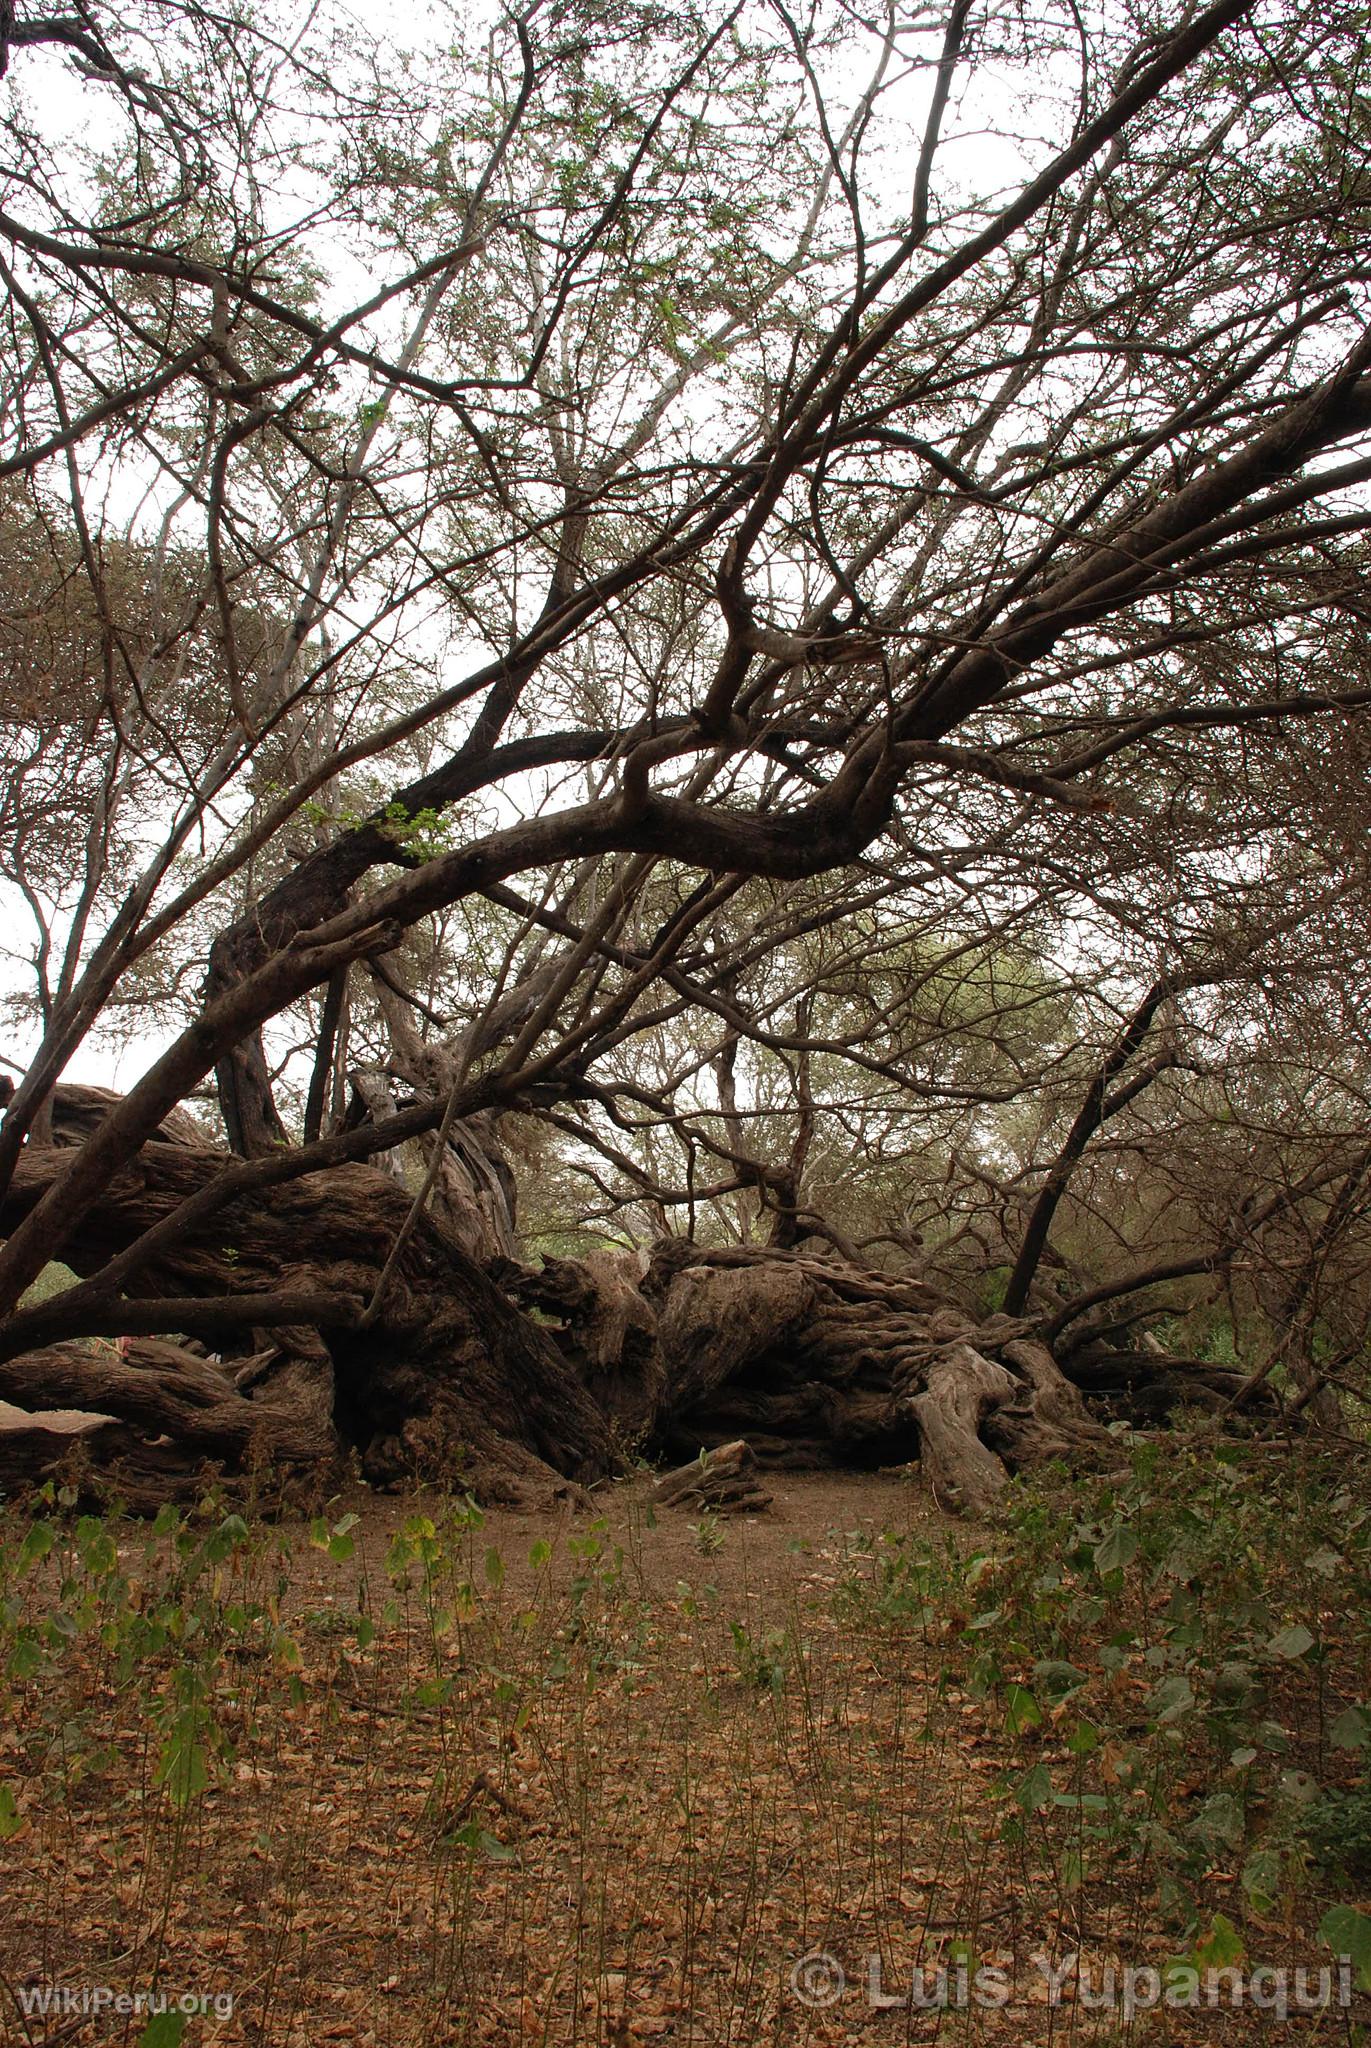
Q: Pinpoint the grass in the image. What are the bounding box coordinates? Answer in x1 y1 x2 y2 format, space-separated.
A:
0 1442 1368 2045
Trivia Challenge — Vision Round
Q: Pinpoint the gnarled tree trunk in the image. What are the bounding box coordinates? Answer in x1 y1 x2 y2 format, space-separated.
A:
0 1128 613 1506
0 1086 1273 1518
510 1242 1115 1511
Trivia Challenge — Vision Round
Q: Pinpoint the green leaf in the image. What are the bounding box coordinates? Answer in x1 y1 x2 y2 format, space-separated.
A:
1267 1624 1315 1661
1065 1718 1099 1756
0 1782 22 1840
1033 1659 1088 1701
1330 1705 1371 1750
1004 1684 1042 1735
138 2014 186 2048
1240 1846 1281 1915
1188 1792 1245 1852
81 1527 118 1575
528 1538 552 1569
154 1722 208 1809
208 1512 249 1558
19 1521 55 1570
448 1819 516 1862
484 1546 505 1589
1093 1524 1138 1576
8 1637 43 1681
1150 1674 1196 1723
1161 1537 1202 1581
1194 1913 1244 1970
1014 1761 1053 1811
1277 1767 1321 1808
1318 1904 1371 1989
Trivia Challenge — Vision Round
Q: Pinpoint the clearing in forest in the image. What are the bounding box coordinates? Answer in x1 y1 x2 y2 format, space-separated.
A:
1 1452 1368 2046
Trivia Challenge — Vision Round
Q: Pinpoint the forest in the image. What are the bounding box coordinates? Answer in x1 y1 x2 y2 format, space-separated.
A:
0 0 1370 2037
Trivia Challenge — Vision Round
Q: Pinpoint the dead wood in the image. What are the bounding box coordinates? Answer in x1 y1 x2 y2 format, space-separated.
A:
652 1439 772 1514
520 1243 1115 1512
0 1089 1249 1519
0 1133 613 1506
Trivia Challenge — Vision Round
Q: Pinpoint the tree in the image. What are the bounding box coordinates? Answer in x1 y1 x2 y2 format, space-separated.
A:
1 0 1370 1503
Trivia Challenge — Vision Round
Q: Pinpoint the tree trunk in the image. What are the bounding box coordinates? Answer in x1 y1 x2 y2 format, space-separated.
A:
0 1089 1283 1519
0 1133 613 1506
342 1070 520 1264
511 1242 1115 1510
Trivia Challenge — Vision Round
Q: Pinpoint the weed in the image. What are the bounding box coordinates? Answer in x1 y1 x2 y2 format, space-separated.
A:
687 1508 726 1557
1 1442 1368 2041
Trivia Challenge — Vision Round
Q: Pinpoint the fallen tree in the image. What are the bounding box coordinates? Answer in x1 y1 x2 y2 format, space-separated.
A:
0 1089 1295 1514
0 1119 614 1506
3 0 1370 1513
509 1241 1114 1516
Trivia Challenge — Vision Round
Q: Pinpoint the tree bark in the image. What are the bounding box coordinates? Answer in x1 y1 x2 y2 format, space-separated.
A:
0 1134 613 1504
910 1346 1020 1516
653 1439 772 1514
0 1089 1290 1520
0 1337 327 1459
516 1242 1114 1508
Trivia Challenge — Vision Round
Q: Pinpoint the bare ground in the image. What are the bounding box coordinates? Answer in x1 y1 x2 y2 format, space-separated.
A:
0 1471 1361 2047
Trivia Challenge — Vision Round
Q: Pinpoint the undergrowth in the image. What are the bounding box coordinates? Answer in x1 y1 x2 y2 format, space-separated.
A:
0 1440 1367 2044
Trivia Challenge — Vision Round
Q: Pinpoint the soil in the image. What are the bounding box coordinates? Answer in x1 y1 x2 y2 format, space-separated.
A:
0 1470 1349 2048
